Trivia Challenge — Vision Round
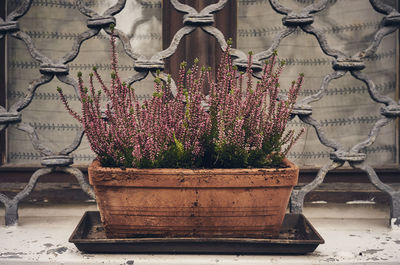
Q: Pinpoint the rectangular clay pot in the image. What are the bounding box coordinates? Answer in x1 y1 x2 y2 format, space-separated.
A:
88 159 299 238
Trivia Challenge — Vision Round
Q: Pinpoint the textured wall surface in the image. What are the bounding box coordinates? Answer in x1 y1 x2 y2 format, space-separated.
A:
7 0 162 166
238 0 397 167
6 0 398 167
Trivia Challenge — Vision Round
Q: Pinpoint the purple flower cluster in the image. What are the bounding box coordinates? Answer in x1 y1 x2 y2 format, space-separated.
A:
208 47 304 162
58 31 304 168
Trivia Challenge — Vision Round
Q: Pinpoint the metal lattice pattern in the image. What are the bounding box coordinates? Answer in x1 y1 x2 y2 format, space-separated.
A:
0 0 399 226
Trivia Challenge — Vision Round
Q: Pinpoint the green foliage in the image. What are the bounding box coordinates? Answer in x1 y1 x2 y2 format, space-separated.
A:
202 141 285 169
155 145 194 168
213 144 247 168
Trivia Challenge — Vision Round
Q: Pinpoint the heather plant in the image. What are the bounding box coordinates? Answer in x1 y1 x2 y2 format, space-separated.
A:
203 44 304 168
58 29 304 168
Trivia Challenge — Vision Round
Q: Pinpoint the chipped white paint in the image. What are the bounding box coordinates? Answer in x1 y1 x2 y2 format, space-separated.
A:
346 200 376 205
310 201 328 204
390 218 400 231
1 203 400 264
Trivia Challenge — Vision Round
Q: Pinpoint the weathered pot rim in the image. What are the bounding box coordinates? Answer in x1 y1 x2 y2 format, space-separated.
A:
88 158 299 188
89 158 298 174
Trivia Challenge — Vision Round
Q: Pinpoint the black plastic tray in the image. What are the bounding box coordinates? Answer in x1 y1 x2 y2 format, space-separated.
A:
69 211 324 254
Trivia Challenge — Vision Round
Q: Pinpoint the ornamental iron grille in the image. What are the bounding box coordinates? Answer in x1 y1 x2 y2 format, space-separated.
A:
0 0 400 226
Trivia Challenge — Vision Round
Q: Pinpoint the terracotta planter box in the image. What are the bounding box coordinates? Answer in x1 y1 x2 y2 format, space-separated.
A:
88 159 299 239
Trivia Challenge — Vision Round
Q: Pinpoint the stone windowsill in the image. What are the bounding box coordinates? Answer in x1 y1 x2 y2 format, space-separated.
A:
0 202 400 264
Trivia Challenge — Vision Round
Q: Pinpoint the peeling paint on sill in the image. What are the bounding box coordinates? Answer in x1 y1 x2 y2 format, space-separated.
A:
311 201 328 204
346 200 376 204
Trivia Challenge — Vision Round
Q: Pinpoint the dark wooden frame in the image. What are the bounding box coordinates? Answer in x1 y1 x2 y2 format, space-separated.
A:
0 1 6 165
162 0 237 92
397 0 400 165
0 165 399 204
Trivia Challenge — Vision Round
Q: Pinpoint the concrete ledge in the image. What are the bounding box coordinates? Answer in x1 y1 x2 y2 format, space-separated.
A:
0 203 400 264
